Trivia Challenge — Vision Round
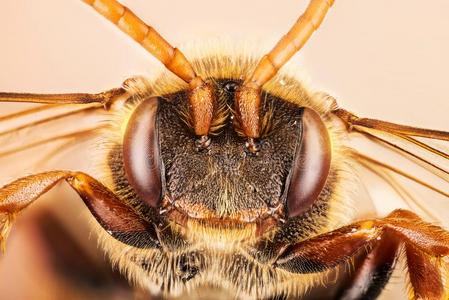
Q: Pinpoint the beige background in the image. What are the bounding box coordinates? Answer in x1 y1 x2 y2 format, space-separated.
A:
0 1 448 299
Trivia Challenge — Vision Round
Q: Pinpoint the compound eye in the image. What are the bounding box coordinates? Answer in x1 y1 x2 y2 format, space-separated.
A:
286 108 331 218
123 97 162 208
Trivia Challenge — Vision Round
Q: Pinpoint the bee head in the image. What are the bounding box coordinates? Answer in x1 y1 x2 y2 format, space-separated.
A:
122 79 331 238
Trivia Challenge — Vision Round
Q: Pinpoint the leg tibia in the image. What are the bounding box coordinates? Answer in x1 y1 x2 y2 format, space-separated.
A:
0 171 160 250
273 210 449 299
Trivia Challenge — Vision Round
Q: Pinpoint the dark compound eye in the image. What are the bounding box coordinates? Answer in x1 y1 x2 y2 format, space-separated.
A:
223 81 239 93
286 108 331 218
123 97 162 209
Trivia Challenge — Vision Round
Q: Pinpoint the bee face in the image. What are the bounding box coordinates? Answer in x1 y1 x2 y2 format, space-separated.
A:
158 79 303 226
111 61 339 245
98 57 352 297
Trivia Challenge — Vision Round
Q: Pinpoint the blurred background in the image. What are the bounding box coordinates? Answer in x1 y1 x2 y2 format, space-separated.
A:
0 1 448 299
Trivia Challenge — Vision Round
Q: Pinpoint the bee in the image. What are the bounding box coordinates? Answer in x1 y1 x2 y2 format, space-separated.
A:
0 0 448 299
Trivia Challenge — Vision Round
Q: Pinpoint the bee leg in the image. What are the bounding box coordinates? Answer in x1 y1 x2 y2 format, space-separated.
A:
0 87 126 108
333 108 449 141
274 209 449 300
334 231 400 300
0 171 161 250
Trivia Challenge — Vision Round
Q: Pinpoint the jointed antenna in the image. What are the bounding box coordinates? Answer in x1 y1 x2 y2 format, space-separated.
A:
83 0 196 82
83 0 214 137
236 0 334 139
0 1 333 141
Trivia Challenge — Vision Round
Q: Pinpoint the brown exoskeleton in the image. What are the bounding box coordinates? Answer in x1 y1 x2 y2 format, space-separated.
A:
0 0 448 299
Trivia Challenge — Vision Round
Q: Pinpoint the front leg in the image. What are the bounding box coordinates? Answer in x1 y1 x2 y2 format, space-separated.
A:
334 231 400 300
272 210 449 300
0 171 161 250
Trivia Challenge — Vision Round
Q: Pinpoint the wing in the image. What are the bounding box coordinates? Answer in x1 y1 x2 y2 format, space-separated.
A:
332 107 449 227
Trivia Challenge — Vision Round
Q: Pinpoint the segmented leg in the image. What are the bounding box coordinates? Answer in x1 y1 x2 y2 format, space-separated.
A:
273 210 449 300
333 108 449 141
335 231 400 300
0 171 160 250
0 87 126 107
